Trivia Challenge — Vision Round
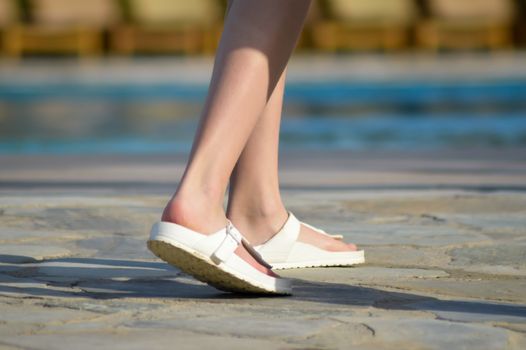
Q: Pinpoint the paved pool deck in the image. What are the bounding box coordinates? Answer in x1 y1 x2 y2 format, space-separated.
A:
1 149 525 349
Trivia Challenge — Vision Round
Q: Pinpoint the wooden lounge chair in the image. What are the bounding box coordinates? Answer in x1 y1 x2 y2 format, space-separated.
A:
519 0 526 47
0 0 18 27
295 1 325 51
417 0 516 50
111 0 224 55
0 0 19 54
3 0 120 58
311 0 417 51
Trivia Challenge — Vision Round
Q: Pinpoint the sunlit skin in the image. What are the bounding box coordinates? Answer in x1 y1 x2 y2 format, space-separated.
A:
162 0 357 277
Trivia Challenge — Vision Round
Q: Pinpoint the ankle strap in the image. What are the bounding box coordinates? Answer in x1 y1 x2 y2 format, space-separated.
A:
211 221 272 269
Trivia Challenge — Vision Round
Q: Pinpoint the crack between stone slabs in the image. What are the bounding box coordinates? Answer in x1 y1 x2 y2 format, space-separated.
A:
433 314 484 325
322 318 377 338
9 302 138 333
0 297 25 307
0 293 46 301
37 298 168 315
431 314 526 336
30 278 80 289
76 289 120 300
419 214 448 223
36 300 112 316
360 322 376 337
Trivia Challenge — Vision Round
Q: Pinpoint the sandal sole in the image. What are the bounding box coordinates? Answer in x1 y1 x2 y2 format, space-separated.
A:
148 239 289 295
271 251 365 270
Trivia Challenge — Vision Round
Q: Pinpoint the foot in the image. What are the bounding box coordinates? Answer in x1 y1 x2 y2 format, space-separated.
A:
299 222 358 252
227 208 358 252
162 197 277 277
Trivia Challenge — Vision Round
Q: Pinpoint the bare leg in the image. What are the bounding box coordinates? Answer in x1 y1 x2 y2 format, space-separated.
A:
162 0 312 275
226 70 357 252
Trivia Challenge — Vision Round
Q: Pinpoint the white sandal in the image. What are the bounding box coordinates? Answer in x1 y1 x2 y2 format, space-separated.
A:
254 212 365 270
147 220 292 294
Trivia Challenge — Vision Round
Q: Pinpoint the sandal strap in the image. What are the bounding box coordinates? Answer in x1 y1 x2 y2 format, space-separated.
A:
242 239 273 269
255 212 300 262
211 221 272 269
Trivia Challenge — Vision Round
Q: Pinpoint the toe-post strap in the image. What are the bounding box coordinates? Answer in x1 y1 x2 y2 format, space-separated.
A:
211 221 272 269
255 212 300 262
242 239 273 269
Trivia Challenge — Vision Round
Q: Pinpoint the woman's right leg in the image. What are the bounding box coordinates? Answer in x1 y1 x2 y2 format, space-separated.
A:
227 68 357 252
162 0 312 274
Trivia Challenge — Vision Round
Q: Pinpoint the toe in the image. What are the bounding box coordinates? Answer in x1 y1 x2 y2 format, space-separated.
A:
347 243 358 251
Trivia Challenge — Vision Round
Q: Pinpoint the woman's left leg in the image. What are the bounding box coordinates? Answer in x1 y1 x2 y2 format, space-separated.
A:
226 68 357 251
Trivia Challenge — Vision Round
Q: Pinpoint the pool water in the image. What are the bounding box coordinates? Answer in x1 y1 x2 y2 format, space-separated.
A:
0 79 525 154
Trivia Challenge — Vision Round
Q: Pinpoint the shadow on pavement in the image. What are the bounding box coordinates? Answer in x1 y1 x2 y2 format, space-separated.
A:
1 255 525 320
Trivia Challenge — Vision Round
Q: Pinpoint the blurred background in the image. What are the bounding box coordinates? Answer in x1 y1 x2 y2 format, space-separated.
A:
0 0 525 155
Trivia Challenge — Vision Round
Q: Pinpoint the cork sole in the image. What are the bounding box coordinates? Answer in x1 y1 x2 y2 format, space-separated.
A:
271 251 365 270
147 239 288 295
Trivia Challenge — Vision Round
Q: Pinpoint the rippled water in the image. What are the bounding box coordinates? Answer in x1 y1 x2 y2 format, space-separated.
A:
0 79 525 154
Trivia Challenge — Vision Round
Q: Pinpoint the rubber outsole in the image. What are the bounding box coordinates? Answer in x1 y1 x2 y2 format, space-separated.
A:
271 256 365 270
147 239 290 295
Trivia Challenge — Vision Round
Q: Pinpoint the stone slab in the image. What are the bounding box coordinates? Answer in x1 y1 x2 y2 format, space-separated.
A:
0 244 71 263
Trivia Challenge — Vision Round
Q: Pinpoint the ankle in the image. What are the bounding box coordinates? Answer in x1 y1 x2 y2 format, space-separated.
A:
227 201 288 245
227 199 287 222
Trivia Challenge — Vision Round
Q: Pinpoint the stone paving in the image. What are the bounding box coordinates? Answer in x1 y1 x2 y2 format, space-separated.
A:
1 151 526 349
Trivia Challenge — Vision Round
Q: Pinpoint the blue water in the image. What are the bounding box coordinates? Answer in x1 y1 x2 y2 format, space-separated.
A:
0 78 525 154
